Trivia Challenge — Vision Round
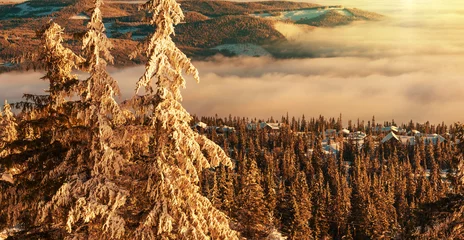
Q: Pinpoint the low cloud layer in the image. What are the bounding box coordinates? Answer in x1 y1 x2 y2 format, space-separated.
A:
1 56 463 125
187 56 464 124
91 53 464 124
1 0 464 124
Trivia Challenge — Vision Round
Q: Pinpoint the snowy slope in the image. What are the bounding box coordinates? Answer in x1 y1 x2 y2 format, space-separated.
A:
2 2 63 18
253 7 352 22
212 43 271 57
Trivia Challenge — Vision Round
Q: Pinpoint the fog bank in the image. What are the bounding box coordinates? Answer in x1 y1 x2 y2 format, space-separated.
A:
1 0 464 124
3 53 462 124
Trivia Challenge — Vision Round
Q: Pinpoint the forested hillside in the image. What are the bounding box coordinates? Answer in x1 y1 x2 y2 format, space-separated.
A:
0 0 383 72
189 115 464 239
0 0 462 239
179 0 321 16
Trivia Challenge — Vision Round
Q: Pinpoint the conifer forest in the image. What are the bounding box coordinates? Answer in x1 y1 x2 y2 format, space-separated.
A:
0 0 463 239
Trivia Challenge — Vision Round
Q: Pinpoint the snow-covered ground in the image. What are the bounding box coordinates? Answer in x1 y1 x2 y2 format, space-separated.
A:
212 43 271 57
0 225 22 240
115 26 139 34
104 23 114 37
69 13 89 20
132 34 146 40
3 2 63 18
34 7 62 16
424 169 449 179
104 22 143 38
335 9 353 17
0 62 14 67
253 7 352 21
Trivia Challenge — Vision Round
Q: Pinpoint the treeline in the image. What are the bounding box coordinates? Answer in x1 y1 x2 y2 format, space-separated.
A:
195 114 453 135
346 8 384 21
174 16 285 48
193 114 464 239
179 0 321 17
296 11 352 27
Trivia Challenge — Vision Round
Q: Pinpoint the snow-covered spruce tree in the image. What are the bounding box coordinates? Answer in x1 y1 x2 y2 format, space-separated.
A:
0 101 17 208
39 21 85 112
0 21 84 237
235 158 272 239
129 0 239 238
0 100 17 158
451 122 464 194
38 0 130 238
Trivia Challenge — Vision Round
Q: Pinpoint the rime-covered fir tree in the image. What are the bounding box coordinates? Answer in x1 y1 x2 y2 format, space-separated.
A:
0 20 87 237
0 100 17 158
45 0 130 237
1 0 239 238
128 0 239 238
0 3 130 237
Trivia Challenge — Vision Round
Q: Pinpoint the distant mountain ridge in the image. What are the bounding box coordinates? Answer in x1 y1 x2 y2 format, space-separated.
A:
0 0 384 72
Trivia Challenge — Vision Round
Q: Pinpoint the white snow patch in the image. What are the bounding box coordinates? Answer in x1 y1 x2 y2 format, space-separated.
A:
115 26 139 34
253 7 352 21
104 22 114 37
104 23 140 37
212 43 271 57
69 13 89 20
0 225 23 240
34 7 62 16
0 172 14 184
132 35 146 40
424 170 449 179
0 62 15 67
12 2 33 14
336 9 353 17
4 2 63 18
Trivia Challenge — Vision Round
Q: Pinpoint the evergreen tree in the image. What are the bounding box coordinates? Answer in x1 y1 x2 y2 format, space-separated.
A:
1 0 239 238
0 20 92 238
349 156 370 239
218 165 235 216
126 0 239 238
235 158 271 239
0 101 17 158
289 172 313 239
311 169 330 239
263 151 278 225
450 123 464 193
32 2 130 237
